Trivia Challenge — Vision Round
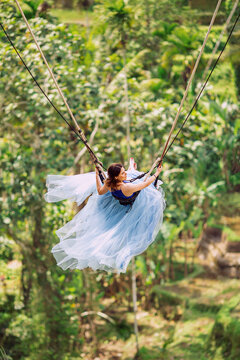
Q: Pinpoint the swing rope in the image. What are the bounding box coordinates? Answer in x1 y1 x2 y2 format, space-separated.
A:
12 0 222 176
0 24 83 147
1 1 239 183
159 9 240 164
130 8 240 184
144 0 223 181
161 11 240 161
11 0 105 173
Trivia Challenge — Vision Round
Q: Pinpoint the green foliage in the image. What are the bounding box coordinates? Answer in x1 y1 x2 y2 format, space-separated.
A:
94 0 134 46
207 295 240 359
1 0 239 358
0 238 14 261
22 0 43 14
150 287 184 306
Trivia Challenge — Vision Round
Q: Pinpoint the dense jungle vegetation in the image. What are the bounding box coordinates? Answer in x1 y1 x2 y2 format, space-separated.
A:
0 0 240 359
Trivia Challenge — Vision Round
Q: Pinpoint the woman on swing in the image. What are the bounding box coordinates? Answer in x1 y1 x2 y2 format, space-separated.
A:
96 159 162 200
45 158 165 273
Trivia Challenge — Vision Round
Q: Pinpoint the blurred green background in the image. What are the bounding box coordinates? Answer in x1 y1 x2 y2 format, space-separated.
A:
0 0 240 359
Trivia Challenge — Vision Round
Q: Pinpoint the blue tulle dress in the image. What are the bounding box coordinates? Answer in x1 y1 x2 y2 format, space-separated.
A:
44 169 166 273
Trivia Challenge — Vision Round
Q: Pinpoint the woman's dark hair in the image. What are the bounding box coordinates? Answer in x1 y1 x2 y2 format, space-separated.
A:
105 163 123 189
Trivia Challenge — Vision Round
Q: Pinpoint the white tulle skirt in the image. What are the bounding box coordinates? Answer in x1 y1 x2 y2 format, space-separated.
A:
44 170 166 273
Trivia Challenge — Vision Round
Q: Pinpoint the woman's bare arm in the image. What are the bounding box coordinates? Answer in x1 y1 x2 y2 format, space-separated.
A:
121 167 162 196
95 168 109 195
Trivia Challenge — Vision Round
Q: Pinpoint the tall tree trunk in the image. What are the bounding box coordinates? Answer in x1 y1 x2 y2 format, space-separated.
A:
123 48 131 160
145 0 151 41
31 204 70 359
20 260 32 309
123 46 139 355
168 241 175 280
84 269 99 356
230 25 240 100
232 62 240 100
184 236 188 277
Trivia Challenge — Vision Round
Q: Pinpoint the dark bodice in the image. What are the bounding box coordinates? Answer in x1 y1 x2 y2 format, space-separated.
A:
110 180 135 198
111 189 136 199
110 181 140 206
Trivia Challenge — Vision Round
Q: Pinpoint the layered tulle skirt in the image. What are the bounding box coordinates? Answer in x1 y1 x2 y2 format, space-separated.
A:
44 170 166 273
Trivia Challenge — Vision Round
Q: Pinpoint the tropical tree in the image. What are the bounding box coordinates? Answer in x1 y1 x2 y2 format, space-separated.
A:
0 5 102 358
95 0 135 157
